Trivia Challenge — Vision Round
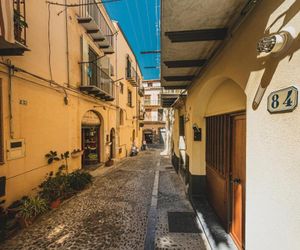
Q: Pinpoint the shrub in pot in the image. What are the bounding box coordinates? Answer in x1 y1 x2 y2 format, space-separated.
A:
0 200 7 242
67 170 92 191
17 196 48 228
39 167 74 207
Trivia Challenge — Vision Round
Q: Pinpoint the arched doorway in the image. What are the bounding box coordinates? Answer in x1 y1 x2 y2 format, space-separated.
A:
81 110 103 167
110 128 116 159
143 129 153 144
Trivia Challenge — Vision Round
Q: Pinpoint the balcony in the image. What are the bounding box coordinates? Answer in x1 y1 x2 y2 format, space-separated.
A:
80 62 115 101
161 88 186 107
0 0 29 56
77 0 114 54
138 87 145 97
126 66 138 86
144 99 161 106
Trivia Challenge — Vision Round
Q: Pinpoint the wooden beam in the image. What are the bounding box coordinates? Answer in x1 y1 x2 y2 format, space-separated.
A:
164 59 207 68
163 75 194 81
165 28 228 43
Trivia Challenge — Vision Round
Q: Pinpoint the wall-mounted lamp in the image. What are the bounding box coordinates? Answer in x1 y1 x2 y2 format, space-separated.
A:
257 27 296 55
192 123 201 141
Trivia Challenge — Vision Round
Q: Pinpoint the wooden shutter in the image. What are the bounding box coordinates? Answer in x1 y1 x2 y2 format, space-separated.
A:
0 79 3 164
206 114 231 177
179 115 185 136
81 36 89 86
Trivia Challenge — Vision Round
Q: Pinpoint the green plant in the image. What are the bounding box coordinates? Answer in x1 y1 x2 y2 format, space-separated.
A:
45 151 60 164
17 196 48 221
39 168 73 203
68 171 92 191
13 9 28 29
61 151 70 173
0 200 7 242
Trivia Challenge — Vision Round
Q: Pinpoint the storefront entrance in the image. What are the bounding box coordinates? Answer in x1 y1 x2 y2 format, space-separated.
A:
82 110 102 167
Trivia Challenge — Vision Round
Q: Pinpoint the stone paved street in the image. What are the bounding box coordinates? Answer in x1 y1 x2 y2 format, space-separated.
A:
1 149 210 250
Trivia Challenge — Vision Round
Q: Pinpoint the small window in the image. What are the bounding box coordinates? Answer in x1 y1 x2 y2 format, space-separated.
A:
120 109 124 125
0 80 3 164
120 82 124 94
148 82 153 87
128 89 132 107
179 115 185 136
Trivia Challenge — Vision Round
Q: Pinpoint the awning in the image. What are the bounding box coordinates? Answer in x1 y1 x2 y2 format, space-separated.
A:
161 0 258 89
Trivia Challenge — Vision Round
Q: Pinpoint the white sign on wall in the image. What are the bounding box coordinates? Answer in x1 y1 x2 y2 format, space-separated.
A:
267 86 298 114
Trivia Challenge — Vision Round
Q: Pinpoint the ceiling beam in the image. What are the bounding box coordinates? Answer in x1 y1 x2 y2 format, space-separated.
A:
164 59 207 68
163 75 194 81
165 28 228 43
163 85 189 89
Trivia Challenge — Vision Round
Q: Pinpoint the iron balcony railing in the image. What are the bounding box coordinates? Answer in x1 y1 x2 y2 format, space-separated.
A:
81 61 115 98
79 0 114 48
126 66 137 81
144 99 161 106
14 0 27 46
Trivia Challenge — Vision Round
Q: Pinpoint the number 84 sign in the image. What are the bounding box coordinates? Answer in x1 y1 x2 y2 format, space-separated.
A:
267 86 298 114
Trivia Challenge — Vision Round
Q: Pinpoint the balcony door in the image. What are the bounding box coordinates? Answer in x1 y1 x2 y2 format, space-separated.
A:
88 48 98 86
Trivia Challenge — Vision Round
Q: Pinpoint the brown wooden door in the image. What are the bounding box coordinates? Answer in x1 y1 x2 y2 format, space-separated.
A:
230 115 246 249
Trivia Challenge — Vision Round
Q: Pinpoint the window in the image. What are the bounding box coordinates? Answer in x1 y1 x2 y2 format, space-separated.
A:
144 95 151 105
158 109 164 122
128 89 132 107
179 115 185 136
0 80 3 164
120 82 124 94
148 82 153 87
120 109 124 125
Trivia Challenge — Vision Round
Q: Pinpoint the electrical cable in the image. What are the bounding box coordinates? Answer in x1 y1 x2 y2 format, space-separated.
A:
46 0 121 7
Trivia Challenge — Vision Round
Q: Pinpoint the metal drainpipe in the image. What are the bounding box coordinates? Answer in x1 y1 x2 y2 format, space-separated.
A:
65 0 70 86
8 63 14 139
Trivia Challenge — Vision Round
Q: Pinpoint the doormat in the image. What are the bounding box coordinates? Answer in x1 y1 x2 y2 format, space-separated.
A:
168 212 201 233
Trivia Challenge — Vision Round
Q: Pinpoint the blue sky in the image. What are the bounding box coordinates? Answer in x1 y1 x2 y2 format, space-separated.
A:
104 0 160 80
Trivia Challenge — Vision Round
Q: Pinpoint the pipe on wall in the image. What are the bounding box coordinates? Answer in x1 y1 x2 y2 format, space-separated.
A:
8 62 14 139
65 0 70 86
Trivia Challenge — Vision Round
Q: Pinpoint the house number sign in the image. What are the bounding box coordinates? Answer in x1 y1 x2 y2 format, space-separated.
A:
267 86 298 114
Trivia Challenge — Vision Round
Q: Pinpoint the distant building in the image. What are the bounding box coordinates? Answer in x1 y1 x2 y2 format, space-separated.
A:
142 80 166 145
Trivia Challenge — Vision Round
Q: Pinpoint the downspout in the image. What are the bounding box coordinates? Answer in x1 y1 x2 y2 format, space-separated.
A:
65 0 70 86
8 63 14 139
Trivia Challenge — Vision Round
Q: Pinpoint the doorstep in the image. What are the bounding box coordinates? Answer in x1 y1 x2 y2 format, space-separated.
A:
190 195 238 250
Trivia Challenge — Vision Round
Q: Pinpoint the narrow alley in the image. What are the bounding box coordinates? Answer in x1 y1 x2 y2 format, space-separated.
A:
1 150 210 250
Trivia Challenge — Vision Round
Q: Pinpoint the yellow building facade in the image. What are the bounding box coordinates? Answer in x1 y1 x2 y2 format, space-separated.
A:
0 1 143 205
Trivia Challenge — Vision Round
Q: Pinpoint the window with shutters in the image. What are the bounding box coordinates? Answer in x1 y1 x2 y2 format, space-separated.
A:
179 115 185 136
206 114 231 177
127 89 132 107
0 80 3 164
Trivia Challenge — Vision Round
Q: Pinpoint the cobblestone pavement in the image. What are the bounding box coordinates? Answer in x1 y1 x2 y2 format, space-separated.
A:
1 149 210 250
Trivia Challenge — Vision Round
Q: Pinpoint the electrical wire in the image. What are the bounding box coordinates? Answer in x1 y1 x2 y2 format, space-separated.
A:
46 0 121 7
133 0 146 50
145 0 153 50
47 3 53 82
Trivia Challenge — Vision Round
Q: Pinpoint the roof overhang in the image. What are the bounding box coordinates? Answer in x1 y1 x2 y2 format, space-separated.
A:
161 0 259 90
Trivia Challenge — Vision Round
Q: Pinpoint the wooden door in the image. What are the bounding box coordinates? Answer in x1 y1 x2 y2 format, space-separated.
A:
230 115 246 249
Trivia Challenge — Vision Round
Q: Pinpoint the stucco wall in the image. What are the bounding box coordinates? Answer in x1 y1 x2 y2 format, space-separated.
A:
172 0 300 249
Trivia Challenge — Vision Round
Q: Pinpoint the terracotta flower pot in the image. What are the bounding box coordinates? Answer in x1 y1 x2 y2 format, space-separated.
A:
50 198 61 209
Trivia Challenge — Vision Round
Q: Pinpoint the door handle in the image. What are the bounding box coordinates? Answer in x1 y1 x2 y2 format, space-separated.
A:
231 178 241 184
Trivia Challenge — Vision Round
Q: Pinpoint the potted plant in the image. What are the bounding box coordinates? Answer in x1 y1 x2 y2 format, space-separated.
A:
67 170 92 191
0 199 7 242
39 167 73 208
71 149 84 158
17 196 48 228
